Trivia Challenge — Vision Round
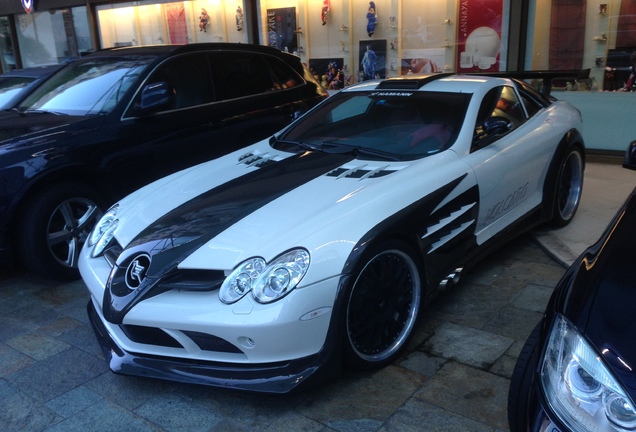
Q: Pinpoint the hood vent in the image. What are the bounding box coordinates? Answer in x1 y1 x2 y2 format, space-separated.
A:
327 164 397 179
238 152 279 168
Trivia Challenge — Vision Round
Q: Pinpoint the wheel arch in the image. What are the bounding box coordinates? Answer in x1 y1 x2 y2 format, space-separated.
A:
541 128 586 222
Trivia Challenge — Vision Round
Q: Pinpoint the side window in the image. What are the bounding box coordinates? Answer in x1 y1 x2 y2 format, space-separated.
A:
262 55 304 90
473 86 524 150
519 93 541 117
213 53 275 100
143 53 214 110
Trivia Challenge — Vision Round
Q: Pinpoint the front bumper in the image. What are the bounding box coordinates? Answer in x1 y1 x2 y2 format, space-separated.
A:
87 300 338 393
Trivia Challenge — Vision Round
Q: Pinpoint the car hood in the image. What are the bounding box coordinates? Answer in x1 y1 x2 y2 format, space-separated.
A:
0 110 89 149
109 139 466 269
97 139 471 323
559 187 636 396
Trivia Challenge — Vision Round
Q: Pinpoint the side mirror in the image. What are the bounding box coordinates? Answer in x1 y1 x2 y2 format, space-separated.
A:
483 116 513 136
138 82 174 114
623 141 636 170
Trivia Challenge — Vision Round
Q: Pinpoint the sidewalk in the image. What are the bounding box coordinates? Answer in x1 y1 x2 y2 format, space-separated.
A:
534 155 636 267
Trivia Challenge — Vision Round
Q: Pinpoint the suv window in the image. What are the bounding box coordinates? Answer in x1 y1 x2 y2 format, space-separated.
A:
263 55 304 90
143 53 214 110
214 53 275 100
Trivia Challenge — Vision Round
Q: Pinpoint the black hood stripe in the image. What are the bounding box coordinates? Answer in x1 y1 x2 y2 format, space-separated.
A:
104 151 354 323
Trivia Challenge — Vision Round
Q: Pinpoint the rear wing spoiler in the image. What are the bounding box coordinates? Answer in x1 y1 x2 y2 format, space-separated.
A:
467 70 585 97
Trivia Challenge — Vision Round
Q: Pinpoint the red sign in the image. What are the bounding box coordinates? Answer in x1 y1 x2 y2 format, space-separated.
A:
456 0 503 72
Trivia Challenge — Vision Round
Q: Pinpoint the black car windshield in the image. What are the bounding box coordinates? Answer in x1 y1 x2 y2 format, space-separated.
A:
275 90 471 161
17 57 154 116
0 76 35 107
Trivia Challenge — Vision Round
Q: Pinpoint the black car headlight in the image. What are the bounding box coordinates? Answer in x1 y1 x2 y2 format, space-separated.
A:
541 315 636 431
87 204 119 257
219 249 310 304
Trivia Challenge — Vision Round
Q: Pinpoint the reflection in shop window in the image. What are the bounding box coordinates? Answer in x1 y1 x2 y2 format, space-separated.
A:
96 1 248 49
15 7 90 68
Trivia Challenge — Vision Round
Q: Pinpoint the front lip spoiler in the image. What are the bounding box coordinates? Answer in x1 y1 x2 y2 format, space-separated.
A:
87 300 333 394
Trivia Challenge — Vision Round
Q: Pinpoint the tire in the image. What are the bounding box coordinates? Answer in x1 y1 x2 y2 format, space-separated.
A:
551 146 584 227
17 182 105 280
508 321 542 432
343 239 423 369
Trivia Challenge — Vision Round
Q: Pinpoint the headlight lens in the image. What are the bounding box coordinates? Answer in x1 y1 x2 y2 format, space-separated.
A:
219 249 310 304
219 257 266 304
88 205 119 257
541 315 636 431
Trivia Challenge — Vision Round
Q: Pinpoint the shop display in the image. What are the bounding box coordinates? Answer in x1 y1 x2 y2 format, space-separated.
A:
198 8 209 32
321 0 329 26
366 1 377 37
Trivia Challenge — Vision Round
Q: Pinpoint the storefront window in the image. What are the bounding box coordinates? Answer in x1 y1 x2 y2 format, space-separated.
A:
528 0 636 92
256 0 509 87
96 1 248 48
15 7 91 67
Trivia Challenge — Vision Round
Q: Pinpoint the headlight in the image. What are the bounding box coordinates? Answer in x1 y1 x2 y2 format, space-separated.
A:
219 249 310 305
88 204 119 257
541 315 636 431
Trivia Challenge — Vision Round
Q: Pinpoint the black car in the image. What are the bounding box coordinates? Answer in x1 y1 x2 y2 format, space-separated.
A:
0 43 327 280
0 64 62 109
508 143 636 431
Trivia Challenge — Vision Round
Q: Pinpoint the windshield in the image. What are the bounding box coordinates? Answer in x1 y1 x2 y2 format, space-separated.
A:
17 56 154 116
275 90 471 161
0 76 34 107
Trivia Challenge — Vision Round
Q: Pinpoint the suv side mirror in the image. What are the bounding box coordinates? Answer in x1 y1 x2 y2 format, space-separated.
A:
623 141 636 170
138 82 174 114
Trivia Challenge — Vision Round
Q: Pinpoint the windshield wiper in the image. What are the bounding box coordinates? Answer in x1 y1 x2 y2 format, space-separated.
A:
273 138 323 152
321 141 401 161
21 109 66 116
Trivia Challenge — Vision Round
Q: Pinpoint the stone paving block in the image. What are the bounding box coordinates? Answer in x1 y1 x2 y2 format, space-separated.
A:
295 366 425 428
57 323 105 359
43 400 157 432
39 317 84 338
134 392 221 431
44 386 103 418
6 333 70 361
414 362 510 431
0 343 33 378
398 351 446 379
5 347 107 403
510 283 555 313
261 412 330 432
379 398 494 432
85 370 175 411
0 378 61 432
424 321 513 369
482 306 543 343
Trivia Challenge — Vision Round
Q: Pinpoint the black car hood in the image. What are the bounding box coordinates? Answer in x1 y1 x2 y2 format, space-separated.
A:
560 188 636 395
0 110 89 147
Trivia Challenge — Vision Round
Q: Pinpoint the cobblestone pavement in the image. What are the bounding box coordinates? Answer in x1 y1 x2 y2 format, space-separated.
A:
0 233 565 432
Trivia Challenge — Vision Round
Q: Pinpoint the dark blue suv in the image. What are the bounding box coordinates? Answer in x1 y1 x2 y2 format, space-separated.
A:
0 43 327 279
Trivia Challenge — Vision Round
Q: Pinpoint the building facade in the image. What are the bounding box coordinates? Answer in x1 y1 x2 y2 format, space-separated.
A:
0 0 633 90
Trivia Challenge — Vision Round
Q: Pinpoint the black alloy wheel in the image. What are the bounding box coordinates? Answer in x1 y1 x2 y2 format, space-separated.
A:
344 240 422 369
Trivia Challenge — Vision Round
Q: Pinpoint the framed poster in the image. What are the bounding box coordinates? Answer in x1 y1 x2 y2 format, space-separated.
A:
267 7 297 53
456 0 503 72
359 40 386 81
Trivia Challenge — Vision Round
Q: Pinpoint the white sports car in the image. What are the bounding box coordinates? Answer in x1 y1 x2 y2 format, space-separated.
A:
80 73 585 393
